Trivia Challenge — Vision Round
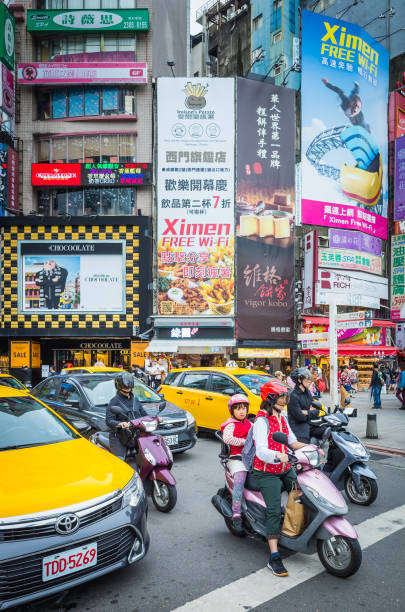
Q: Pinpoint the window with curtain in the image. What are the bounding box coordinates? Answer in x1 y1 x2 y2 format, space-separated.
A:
52 138 67 162
84 135 100 162
122 89 135 115
69 88 84 117
52 89 67 119
101 134 118 162
103 34 118 52
84 88 100 116
102 0 119 7
84 0 99 7
102 87 119 112
119 134 136 161
37 91 51 120
67 36 85 55
68 136 83 163
38 140 50 163
86 35 101 54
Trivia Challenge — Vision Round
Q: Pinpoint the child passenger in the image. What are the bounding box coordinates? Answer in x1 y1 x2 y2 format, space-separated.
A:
221 394 252 531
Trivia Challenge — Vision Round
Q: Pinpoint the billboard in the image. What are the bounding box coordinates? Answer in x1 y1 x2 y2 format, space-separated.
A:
27 9 149 33
301 10 389 239
394 136 405 222
389 91 405 141
1 62 13 116
391 233 405 321
156 78 235 317
18 241 125 314
329 228 381 256
7 145 18 212
0 4 14 71
317 269 388 302
32 163 152 187
18 62 147 85
303 231 317 311
318 247 382 275
236 78 295 341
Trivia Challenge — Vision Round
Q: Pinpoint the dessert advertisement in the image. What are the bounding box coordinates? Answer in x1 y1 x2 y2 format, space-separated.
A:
236 78 295 341
156 78 235 316
301 10 389 239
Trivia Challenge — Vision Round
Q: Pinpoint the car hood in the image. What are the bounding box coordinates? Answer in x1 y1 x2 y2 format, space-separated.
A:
0 438 134 519
142 401 186 420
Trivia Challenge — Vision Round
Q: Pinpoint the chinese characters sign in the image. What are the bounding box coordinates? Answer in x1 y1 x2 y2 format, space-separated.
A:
236 78 295 340
27 9 149 33
32 163 152 187
301 10 389 239
1 62 14 116
329 228 382 256
156 78 235 317
18 62 147 85
394 136 405 221
0 143 18 212
0 4 14 71
318 247 382 275
391 234 405 321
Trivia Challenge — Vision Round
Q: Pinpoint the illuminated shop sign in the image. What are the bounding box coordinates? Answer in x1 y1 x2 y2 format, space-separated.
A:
27 9 149 33
32 163 152 187
18 62 147 85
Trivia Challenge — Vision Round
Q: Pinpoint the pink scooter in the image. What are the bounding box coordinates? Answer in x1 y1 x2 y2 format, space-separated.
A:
212 431 362 578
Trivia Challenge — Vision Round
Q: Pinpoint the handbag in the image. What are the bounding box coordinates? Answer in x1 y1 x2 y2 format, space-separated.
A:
282 483 306 537
117 426 137 449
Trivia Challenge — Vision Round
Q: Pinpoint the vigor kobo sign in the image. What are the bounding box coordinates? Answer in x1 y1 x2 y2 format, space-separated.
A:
27 9 149 33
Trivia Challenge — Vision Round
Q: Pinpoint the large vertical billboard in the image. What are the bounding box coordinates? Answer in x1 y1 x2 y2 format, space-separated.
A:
394 135 405 222
301 10 389 239
391 233 405 321
236 78 295 341
0 3 14 71
156 78 235 317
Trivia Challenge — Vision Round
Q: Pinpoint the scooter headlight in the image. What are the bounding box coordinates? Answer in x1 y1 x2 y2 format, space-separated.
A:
306 486 335 509
346 441 368 457
144 420 158 432
143 448 157 466
303 449 321 467
122 474 144 508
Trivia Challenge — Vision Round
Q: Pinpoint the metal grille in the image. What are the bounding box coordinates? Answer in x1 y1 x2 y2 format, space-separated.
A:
0 527 136 601
0 499 122 542
160 420 187 431
170 439 191 451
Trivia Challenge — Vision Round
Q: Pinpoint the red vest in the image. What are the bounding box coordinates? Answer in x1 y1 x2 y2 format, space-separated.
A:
253 410 290 474
221 417 252 456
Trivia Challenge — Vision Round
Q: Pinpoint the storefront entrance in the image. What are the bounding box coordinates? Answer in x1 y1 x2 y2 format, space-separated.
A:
54 348 130 371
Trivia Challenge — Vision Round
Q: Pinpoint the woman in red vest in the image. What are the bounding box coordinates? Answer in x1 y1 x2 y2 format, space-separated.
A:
252 381 308 577
221 394 252 532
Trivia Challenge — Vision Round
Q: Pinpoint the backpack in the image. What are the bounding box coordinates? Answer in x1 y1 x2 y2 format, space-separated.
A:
241 417 269 470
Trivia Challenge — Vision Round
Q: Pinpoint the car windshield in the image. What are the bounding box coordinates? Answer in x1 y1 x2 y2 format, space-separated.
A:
235 374 275 395
0 396 77 451
80 375 162 407
0 377 25 390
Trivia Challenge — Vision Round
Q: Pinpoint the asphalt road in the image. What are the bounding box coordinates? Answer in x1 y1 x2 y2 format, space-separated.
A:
20 437 405 612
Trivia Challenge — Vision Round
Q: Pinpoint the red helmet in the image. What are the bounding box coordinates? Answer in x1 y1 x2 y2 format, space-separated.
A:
260 380 289 404
228 393 249 414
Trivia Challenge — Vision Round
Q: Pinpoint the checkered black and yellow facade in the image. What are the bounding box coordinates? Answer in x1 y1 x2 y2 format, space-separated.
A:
0 217 151 337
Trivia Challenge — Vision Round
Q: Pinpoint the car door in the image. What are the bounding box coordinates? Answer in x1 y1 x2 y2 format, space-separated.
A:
205 373 241 430
176 372 211 428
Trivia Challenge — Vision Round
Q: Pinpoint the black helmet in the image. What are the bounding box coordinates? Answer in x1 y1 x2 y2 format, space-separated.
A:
115 372 134 392
291 367 312 385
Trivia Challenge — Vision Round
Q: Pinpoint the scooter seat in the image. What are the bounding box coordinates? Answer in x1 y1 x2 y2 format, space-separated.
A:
245 471 261 491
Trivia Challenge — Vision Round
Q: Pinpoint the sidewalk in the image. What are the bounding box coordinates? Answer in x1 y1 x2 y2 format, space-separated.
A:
319 390 405 452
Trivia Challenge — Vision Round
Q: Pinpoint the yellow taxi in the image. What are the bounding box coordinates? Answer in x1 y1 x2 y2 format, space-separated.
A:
0 387 149 609
158 367 278 430
60 366 124 375
0 372 28 391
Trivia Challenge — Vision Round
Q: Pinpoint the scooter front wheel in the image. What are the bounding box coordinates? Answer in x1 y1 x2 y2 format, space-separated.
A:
151 481 177 512
317 536 362 578
344 475 378 505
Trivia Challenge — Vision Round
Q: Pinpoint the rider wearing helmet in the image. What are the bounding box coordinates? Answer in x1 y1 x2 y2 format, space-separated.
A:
287 368 320 443
252 380 308 577
220 394 252 532
106 372 147 459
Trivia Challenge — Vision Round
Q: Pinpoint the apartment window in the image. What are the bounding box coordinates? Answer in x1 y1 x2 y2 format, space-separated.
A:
37 87 136 119
253 13 263 31
36 33 136 61
38 134 136 164
273 31 282 44
37 1 137 8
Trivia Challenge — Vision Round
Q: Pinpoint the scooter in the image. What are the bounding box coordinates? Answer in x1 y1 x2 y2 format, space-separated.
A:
212 431 362 578
91 416 177 513
310 411 378 506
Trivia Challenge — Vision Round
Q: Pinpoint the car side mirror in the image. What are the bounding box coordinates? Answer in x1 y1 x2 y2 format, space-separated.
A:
71 419 91 435
272 431 288 446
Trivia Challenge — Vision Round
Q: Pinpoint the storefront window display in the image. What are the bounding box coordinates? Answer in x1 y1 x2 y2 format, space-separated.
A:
37 133 136 164
55 349 130 371
37 87 136 120
37 187 136 216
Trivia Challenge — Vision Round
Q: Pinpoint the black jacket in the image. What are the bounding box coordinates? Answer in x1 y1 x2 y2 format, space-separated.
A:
370 369 383 388
287 386 319 443
106 392 147 431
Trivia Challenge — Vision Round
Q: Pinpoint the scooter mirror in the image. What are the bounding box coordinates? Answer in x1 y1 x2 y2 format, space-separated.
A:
273 431 288 446
158 400 166 412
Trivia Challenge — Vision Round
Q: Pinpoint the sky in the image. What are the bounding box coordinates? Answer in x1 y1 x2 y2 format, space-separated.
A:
190 0 203 35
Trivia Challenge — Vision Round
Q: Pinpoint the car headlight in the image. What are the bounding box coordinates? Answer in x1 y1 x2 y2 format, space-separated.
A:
303 450 321 467
346 441 368 457
122 474 144 508
186 411 196 427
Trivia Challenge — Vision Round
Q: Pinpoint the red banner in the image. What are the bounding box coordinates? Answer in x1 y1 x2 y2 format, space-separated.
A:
32 163 81 186
7 146 18 212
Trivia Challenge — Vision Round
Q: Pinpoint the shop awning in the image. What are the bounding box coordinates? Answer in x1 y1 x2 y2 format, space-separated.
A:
301 344 398 356
145 340 179 353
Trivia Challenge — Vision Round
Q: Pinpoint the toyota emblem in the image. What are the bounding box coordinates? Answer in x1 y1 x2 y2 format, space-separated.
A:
55 513 80 535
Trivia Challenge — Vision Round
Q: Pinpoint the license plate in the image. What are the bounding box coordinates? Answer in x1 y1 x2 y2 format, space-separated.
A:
165 434 179 447
42 542 97 582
